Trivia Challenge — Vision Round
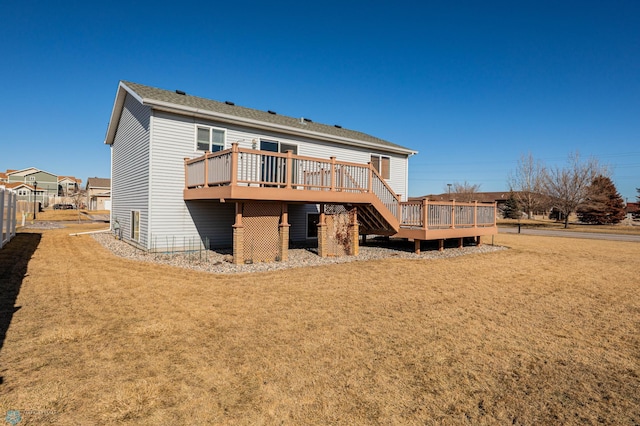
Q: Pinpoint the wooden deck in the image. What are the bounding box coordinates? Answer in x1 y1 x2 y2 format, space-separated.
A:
184 144 498 241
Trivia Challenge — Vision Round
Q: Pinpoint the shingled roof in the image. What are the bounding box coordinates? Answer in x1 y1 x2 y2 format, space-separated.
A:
105 81 416 155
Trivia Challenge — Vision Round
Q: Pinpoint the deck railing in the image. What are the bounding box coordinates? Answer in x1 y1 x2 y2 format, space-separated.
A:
400 199 496 230
185 144 496 233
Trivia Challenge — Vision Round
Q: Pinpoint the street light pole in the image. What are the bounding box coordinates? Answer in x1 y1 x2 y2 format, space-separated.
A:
447 183 452 198
33 181 38 220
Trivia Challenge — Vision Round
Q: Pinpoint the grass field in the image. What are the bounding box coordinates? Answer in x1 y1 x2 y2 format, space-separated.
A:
0 224 638 424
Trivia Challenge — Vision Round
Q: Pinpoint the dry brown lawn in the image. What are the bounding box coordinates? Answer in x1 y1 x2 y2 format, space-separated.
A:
0 224 638 425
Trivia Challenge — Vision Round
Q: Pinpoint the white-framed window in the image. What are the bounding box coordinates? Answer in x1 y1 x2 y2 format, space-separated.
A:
131 210 140 242
28 176 36 181
370 154 390 180
196 126 225 152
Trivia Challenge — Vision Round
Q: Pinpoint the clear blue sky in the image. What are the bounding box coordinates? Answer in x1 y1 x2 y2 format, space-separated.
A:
1 0 638 201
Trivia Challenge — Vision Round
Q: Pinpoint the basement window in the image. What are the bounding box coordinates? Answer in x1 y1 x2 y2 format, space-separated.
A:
131 210 140 242
370 155 390 180
196 126 225 152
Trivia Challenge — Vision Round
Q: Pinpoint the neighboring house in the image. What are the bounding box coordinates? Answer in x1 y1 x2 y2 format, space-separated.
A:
6 168 57 208
105 81 497 263
626 202 639 219
58 176 82 196
0 172 7 183
1 182 46 212
86 177 111 211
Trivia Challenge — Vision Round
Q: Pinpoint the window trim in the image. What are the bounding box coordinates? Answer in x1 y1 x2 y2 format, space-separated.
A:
195 125 226 152
370 154 391 180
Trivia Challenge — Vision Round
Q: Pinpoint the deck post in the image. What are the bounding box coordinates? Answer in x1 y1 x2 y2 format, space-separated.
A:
451 200 456 229
285 151 293 189
349 207 359 256
414 239 421 254
473 200 477 227
183 158 190 189
330 157 336 191
230 143 239 187
279 203 290 261
232 202 244 264
367 162 373 193
204 152 209 188
422 198 428 229
317 204 327 257
438 239 444 252
458 237 463 249
476 236 482 247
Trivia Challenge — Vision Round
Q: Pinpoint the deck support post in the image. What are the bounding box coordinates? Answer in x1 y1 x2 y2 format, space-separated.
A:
414 239 421 254
458 237 463 249
476 236 482 247
279 203 290 261
349 207 359 256
438 239 444 252
361 234 367 246
317 204 328 258
232 202 244 264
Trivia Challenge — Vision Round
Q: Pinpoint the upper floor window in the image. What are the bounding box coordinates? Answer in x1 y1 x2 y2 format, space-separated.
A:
196 126 225 152
371 155 390 180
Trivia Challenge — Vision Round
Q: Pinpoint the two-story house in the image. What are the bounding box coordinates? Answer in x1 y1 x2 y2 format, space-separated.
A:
105 81 497 263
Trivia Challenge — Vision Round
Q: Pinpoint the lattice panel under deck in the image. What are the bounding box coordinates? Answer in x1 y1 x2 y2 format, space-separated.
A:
242 202 281 262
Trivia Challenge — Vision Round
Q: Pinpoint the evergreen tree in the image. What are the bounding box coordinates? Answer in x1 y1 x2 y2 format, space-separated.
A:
576 176 626 224
502 192 521 219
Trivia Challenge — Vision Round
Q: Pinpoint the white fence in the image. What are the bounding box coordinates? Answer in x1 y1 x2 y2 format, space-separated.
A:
1 188 18 249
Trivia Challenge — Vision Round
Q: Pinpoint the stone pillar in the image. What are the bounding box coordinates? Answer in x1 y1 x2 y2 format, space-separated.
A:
232 202 244 264
279 203 290 261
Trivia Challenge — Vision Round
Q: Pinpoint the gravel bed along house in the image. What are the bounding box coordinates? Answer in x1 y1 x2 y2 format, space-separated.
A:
92 232 506 274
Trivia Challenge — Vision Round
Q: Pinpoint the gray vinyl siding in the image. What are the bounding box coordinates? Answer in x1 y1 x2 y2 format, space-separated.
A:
111 93 151 248
148 111 235 250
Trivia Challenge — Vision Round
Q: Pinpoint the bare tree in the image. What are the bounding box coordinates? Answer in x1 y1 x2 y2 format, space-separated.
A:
508 152 544 219
541 152 606 228
69 189 87 223
451 181 482 202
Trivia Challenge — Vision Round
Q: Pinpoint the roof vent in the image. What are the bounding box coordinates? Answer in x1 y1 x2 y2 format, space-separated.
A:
267 110 277 115
334 124 342 128
303 117 312 123
175 90 186 95
225 101 235 106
